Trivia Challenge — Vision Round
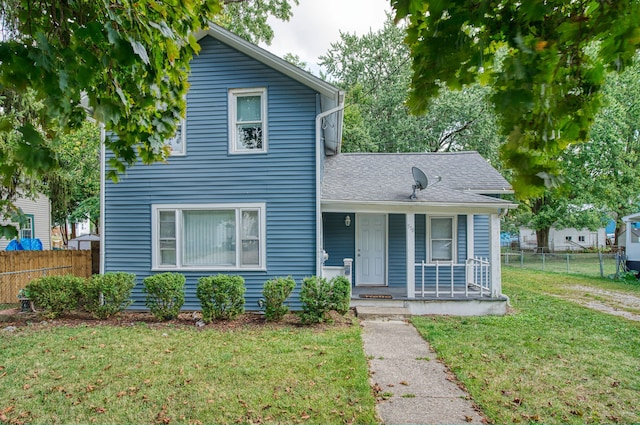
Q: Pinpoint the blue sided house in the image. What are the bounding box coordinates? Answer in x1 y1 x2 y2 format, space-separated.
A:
102 24 515 315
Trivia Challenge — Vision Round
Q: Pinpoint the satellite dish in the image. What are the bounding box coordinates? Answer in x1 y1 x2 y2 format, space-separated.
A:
410 166 441 199
412 167 428 190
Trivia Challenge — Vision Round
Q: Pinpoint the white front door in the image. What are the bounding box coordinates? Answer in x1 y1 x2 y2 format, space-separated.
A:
356 214 386 286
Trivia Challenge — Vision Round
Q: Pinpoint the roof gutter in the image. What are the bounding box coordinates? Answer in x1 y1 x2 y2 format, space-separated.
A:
315 101 345 276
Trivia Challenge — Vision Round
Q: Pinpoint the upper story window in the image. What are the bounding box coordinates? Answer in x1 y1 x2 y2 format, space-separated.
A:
229 88 267 154
167 118 186 156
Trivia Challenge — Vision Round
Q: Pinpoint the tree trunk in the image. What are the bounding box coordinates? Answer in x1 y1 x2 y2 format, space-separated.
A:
536 227 551 253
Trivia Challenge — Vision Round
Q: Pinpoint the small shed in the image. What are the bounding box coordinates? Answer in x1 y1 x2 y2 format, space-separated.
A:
622 213 640 272
68 234 100 250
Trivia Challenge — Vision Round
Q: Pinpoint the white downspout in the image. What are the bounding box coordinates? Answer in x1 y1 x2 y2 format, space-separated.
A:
99 125 106 275
315 100 344 276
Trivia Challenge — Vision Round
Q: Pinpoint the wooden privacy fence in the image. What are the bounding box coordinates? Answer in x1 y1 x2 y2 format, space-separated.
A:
0 250 92 304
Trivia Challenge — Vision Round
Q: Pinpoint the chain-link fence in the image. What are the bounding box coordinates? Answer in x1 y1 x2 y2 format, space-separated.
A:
502 251 625 278
0 266 75 310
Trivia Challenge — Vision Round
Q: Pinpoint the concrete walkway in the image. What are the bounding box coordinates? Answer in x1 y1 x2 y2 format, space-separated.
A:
361 320 485 425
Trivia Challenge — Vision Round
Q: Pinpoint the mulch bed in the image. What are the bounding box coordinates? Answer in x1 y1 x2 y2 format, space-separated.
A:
0 308 356 332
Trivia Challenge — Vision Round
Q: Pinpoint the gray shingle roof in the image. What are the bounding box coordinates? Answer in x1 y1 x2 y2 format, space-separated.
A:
322 152 512 205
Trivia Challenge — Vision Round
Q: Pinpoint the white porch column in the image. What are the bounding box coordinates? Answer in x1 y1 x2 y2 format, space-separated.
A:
406 213 415 299
467 214 474 260
489 213 502 297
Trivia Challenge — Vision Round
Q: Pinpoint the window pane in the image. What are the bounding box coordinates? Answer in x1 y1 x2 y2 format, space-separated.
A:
159 211 176 238
183 210 235 266
242 210 258 238
237 95 261 122
241 210 260 266
236 124 263 150
431 218 452 239
159 211 176 266
168 122 183 154
160 245 177 266
432 240 452 261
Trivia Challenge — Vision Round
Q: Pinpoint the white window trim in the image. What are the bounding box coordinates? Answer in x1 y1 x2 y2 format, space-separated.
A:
20 214 34 240
167 117 187 156
151 203 266 271
228 87 268 154
427 215 457 263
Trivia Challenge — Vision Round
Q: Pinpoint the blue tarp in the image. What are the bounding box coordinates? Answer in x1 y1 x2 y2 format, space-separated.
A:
5 238 43 251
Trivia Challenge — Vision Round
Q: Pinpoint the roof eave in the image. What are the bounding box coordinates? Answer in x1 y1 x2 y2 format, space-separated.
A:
322 199 518 209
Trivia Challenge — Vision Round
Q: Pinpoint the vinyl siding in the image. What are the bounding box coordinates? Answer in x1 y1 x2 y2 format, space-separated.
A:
104 36 319 310
474 214 490 259
457 215 467 263
0 194 51 250
322 212 355 268
415 214 426 262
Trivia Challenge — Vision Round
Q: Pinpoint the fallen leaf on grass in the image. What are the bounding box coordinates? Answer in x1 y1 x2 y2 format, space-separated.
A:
23 384 30 390
95 407 106 414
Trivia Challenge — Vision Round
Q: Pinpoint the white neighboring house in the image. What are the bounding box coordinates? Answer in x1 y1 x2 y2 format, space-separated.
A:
0 193 51 250
519 227 607 252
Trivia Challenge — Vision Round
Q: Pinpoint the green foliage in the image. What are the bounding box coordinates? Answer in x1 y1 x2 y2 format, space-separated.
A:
261 276 296 322
142 272 185 321
393 0 640 196
196 275 246 322
320 14 501 161
48 121 101 240
299 276 351 324
25 275 85 318
0 0 297 236
609 270 640 285
329 276 351 315
81 272 136 319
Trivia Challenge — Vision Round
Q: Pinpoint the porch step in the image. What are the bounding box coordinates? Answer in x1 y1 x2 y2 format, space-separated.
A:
355 306 412 321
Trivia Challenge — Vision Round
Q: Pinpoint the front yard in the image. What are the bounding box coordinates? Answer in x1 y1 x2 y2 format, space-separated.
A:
1 269 639 424
0 316 377 424
413 268 640 424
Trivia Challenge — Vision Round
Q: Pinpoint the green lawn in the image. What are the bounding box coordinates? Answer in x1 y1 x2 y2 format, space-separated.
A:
412 268 640 424
0 321 377 424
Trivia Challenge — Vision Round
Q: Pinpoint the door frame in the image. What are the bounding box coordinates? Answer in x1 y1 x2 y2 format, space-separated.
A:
355 213 388 286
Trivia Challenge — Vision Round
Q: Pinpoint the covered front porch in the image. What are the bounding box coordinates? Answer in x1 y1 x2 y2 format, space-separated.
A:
321 209 508 315
324 252 508 315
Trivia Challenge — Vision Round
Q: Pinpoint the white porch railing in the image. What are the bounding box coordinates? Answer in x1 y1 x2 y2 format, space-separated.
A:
417 257 491 298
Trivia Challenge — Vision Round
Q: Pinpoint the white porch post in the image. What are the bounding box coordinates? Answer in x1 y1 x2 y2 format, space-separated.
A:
489 213 502 297
466 214 474 260
406 213 415 299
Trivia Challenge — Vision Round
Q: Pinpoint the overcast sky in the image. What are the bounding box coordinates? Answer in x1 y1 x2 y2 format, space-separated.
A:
260 0 392 73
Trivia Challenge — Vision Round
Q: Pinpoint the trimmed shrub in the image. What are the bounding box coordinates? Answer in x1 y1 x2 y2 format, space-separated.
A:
26 275 85 318
262 276 296 322
300 275 352 324
143 272 185 320
82 272 136 319
329 275 351 315
299 276 332 324
197 274 245 322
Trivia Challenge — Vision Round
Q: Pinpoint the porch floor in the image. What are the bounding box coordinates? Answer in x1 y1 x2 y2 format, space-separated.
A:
351 285 508 316
351 285 495 300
